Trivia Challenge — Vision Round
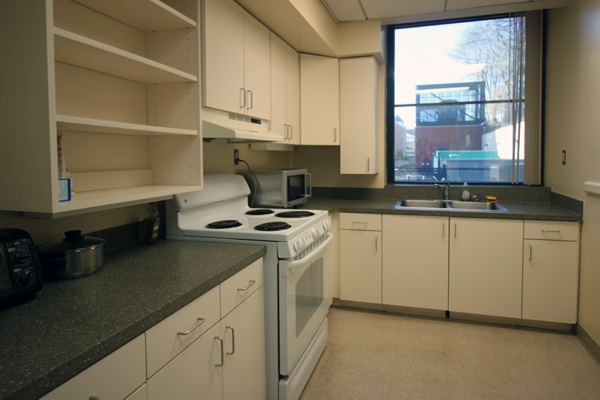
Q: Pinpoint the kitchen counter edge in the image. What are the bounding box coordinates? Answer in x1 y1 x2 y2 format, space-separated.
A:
301 198 582 221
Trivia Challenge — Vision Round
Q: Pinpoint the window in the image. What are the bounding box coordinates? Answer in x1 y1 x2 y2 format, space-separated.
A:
386 13 543 185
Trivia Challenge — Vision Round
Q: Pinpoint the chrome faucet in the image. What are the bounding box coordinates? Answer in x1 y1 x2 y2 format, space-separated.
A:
434 183 450 200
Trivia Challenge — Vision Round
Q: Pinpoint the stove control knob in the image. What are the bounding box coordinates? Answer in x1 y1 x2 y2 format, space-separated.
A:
311 228 320 239
293 240 301 252
300 238 306 248
322 220 331 231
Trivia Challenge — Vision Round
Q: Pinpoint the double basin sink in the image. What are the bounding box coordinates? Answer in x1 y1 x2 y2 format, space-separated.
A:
396 199 507 212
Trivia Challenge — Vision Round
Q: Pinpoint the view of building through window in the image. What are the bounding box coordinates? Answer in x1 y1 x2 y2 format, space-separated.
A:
392 17 526 183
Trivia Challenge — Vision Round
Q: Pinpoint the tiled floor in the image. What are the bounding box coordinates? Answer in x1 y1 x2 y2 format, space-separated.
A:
299 307 600 400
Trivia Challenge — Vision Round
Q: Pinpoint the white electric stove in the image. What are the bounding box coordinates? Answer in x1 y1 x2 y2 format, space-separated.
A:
167 174 331 400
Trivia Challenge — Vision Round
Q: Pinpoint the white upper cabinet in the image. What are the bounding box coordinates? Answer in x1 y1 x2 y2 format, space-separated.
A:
340 57 378 174
300 54 340 145
0 0 202 217
203 0 271 120
270 33 300 145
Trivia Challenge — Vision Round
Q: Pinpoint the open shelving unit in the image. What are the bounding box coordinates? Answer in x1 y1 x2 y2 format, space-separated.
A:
0 0 203 217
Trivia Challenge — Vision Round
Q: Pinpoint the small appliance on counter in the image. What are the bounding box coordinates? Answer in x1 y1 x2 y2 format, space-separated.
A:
243 169 312 208
37 230 105 280
0 229 44 307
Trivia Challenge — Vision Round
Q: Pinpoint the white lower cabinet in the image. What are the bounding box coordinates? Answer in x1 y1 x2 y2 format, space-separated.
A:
382 215 449 311
221 288 266 400
449 218 524 319
40 334 146 400
340 213 382 304
126 384 148 400
522 221 580 324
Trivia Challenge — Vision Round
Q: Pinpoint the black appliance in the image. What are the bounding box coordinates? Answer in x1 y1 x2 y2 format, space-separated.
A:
0 229 43 307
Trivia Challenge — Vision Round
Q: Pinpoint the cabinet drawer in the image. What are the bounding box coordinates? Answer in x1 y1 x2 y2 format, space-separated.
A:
146 286 220 378
340 213 381 231
524 221 579 241
220 258 264 318
41 334 146 400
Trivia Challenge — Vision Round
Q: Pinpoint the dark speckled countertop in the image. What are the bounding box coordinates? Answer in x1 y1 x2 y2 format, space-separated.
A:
0 240 265 400
300 198 582 221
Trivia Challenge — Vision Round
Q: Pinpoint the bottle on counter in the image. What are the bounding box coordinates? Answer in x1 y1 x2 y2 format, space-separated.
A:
461 182 470 201
142 203 161 245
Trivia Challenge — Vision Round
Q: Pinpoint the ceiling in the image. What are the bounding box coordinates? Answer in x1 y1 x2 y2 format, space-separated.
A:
321 0 566 24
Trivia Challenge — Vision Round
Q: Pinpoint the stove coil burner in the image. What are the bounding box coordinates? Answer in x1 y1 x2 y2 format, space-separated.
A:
206 220 242 229
254 222 292 231
275 211 316 218
245 209 274 216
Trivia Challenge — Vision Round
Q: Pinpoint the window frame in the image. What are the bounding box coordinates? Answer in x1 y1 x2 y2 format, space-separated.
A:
385 14 544 186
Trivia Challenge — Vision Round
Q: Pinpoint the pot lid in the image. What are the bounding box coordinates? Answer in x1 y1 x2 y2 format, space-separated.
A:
38 230 105 253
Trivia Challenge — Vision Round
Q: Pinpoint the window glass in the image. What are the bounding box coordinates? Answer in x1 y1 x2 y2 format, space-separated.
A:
391 17 525 184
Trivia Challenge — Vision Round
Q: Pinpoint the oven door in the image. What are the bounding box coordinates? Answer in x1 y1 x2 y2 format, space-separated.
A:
278 233 332 376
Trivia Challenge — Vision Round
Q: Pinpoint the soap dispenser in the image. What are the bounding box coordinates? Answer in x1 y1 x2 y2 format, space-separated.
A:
461 182 470 201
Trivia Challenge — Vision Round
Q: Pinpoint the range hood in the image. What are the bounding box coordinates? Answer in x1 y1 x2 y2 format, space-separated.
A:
202 108 284 143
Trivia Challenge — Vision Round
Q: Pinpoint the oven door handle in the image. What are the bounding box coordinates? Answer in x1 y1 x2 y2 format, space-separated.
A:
286 233 333 271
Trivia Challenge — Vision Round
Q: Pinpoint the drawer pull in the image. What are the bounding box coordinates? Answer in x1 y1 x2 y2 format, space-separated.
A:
529 244 533 261
353 221 367 224
238 280 256 291
90 397 100 400
542 230 561 233
177 318 205 336
215 336 224 367
226 326 236 355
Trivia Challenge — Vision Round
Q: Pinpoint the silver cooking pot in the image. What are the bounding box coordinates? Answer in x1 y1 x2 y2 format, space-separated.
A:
37 230 105 280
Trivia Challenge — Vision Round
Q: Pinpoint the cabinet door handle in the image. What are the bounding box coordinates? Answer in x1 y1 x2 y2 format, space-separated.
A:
454 223 457 238
353 221 367 224
375 236 378 251
247 90 253 110
240 88 246 109
367 158 370 172
333 128 337 143
238 280 256 291
284 124 289 139
226 326 235 355
542 230 561 233
443 221 445 237
529 244 532 260
177 318 205 336
289 125 293 140
215 336 224 367
90 397 100 400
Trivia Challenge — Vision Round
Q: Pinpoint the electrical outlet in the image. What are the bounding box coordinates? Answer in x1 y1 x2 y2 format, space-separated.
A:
234 149 240 165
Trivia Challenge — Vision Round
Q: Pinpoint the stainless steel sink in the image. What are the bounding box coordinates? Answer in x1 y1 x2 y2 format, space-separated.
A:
395 199 446 209
446 200 507 211
395 199 507 212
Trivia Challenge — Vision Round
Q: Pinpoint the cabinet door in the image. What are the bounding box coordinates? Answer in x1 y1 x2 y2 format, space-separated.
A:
221 287 266 400
382 215 449 310
41 335 146 400
243 12 271 120
125 384 148 400
285 44 300 145
203 0 245 115
449 218 523 318
147 323 223 400
270 33 287 142
340 230 381 303
523 240 579 324
300 54 340 145
340 57 378 174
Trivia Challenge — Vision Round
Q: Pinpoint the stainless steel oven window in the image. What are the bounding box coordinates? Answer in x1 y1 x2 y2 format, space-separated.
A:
295 257 325 337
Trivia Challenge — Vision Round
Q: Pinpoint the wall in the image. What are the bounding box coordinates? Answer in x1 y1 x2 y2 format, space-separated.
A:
545 0 600 346
203 141 292 175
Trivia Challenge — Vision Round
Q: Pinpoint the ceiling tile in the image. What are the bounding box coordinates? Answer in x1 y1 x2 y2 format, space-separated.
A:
322 0 366 22
360 0 446 18
446 0 530 11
